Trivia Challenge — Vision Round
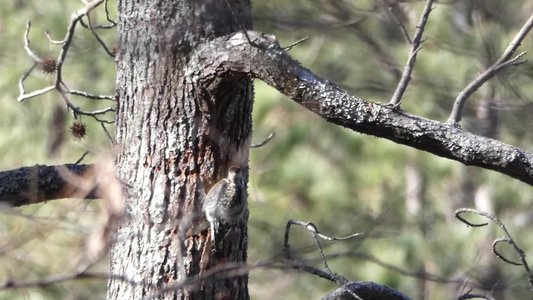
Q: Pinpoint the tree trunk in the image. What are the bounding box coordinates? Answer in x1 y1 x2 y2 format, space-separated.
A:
107 1 253 299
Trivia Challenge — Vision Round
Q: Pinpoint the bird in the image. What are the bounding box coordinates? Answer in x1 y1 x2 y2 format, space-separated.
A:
203 166 246 250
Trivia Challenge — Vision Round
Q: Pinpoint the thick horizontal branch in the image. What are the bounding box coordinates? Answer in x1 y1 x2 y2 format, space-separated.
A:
0 164 98 206
189 31 533 185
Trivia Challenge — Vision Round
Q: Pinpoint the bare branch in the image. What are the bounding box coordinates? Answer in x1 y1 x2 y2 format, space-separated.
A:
0 164 98 206
283 219 364 282
17 0 117 143
388 0 435 107
80 15 115 57
75 151 91 164
250 132 275 148
66 89 115 101
492 237 521 266
282 219 409 300
189 31 533 185
455 208 533 289
18 0 108 105
17 63 37 101
100 122 115 144
448 13 533 124
57 85 115 125
44 30 67 45
384 2 411 44
55 0 106 84
78 0 116 29
283 36 310 51
104 0 116 26
22 21 43 63
17 85 56 102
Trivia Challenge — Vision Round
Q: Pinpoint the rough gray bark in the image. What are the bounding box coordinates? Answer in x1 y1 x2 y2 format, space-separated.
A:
107 1 252 299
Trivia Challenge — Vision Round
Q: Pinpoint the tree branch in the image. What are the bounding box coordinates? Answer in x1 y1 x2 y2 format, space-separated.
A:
0 164 98 206
448 13 533 124
322 281 412 300
388 0 434 107
188 31 533 186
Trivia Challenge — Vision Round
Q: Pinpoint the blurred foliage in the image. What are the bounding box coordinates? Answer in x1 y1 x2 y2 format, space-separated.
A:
0 0 532 299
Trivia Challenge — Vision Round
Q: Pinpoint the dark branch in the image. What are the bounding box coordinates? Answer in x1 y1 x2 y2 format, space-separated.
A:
0 164 98 206
322 281 412 300
188 31 533 186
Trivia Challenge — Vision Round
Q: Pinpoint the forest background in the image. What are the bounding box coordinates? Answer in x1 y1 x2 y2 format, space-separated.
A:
0 0 532 299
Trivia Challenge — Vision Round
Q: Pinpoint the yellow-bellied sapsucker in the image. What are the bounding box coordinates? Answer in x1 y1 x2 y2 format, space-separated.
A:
203 166 246 250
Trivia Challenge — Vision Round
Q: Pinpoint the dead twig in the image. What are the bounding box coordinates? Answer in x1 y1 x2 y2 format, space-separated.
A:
388 0 435 108
447 13 533 125
250 132 275 148
283 219 364 283
283 36 310 51
17 0 114 132
455 208 533 289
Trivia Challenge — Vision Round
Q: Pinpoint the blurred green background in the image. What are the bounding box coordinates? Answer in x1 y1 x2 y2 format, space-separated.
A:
1 0 532 299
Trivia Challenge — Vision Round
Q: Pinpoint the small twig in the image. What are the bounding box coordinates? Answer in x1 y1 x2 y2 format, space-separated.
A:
18 85 55 102
66 89 115 100
18 0 107 103
250 132 275 148
104 0 116 26
17 63 37 100
74 151 90 164
455 208 533 289
385 3 411 44
283 219 364 285
100 122 115 144
58 88 115 119
56 0 106 84
44 30 67 45
492 237 521 266
455 208 489 227
283 36 310 51
388 0 434 108
74 106 116 118
447 13 533 124
284 260 338 283
56 86 115 136
223 0 256 47
80 15 115 57
23 21 43 63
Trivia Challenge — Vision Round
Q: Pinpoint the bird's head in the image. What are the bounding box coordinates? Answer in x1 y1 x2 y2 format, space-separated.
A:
227 166 242 179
